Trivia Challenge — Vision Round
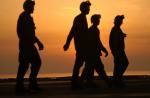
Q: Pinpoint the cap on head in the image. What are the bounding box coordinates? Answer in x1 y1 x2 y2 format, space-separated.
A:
91 14 101 23
114 15 124 24
80 0 91 12
23 0 35 11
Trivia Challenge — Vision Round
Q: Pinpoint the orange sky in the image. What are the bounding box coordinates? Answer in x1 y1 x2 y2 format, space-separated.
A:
0 0 150 75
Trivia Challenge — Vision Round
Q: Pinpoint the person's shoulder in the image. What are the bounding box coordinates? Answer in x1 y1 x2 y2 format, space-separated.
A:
88 26 99 34
18 12 25 21
20 11 27 16
73 15 81 25
18 12 24 17
88 25 94 31
111 26 119 32
74 14 80 20
75 14 85 20
111 26 116 30
90 25 99 30
19 12 29 19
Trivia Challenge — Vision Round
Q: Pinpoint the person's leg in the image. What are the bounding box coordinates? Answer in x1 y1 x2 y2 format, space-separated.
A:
94 57 110 86
113 51 127 87
16 64 29 89
29 47 41 90
112 51 122 81
29 65 41 90
16 51 30 92
120 51 129 76
113 63 122 81
81 58 94 84
71 53 84 88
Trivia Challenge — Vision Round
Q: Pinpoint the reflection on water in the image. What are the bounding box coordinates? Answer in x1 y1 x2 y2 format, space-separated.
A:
0 71 150 79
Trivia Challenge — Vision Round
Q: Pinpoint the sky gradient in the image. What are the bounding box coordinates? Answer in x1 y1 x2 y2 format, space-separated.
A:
0 0 150 76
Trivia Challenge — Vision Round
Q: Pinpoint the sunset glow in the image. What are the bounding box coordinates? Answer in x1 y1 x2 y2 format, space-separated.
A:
0 0 150 76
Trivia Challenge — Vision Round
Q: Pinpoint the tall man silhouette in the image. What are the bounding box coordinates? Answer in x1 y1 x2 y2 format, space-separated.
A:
63 1 91 89
109 15 129 87
16 0 44 93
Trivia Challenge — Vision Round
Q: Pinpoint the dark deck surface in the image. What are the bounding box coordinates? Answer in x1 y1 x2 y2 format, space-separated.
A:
0 76 150 98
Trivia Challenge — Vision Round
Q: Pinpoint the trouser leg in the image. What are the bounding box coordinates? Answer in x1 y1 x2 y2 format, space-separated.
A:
72 54 84 83
113 64 123 82
16 63 29 89
113 51 129 81
81 60 94 83
94 58 110 85
120 52 129 76
29 65 41 87
29 47 41 88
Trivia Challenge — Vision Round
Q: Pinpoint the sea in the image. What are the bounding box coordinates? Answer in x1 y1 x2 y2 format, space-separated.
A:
0 71 150 79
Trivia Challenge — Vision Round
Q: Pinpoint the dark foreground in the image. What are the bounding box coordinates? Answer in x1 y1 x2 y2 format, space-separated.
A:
0 76 150 98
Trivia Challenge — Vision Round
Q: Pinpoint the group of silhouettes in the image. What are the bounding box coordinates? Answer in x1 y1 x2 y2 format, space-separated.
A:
16 0 129 94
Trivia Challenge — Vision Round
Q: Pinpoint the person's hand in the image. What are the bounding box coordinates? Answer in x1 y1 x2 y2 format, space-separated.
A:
37 42 44 50
63 44 69 51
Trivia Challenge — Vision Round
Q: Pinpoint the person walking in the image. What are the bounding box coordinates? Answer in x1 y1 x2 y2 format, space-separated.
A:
63 1 91 89
16 0 44 93
109 15 129 87
81 14 110 88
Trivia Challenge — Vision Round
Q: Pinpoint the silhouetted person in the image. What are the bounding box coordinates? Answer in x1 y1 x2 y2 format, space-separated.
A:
109 15 129 87
16 0 44 93
81 14 110 88
63 1 91 89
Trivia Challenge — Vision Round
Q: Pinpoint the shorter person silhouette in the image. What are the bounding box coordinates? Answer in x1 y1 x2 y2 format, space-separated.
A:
81 14 110 88
109 15 129 87
16 0 44 94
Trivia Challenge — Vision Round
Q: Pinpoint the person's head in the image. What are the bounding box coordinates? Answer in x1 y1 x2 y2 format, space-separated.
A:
23 0 35 14
114 15 124 26
80 1 91 15
91 14 101 26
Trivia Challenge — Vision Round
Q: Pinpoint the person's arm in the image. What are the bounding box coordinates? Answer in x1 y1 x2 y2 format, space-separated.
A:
35 37 44 50
17 15 26 40
109 27 119 51
99 40 108 57
63 20 76 51
98 30 108 57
